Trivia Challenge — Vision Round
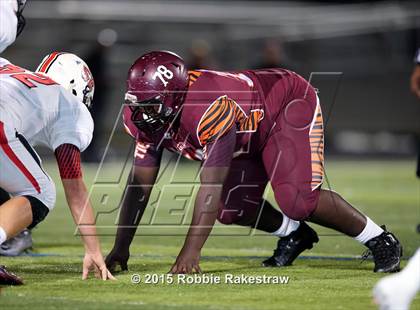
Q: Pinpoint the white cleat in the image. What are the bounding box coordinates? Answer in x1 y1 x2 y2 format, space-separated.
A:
373 276 410 310
373 249 420 310
0 229 33 256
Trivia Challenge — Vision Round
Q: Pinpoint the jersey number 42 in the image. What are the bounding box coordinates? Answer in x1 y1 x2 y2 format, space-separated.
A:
0 64 57 89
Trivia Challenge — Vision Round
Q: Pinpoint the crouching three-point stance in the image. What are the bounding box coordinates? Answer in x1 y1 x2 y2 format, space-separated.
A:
0 53 115 285
106 51 402 274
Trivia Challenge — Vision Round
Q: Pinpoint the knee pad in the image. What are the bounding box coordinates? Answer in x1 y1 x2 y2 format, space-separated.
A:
24 195 50 229
273 184 320 221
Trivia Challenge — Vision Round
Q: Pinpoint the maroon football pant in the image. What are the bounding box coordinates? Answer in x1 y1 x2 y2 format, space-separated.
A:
218 96 324 223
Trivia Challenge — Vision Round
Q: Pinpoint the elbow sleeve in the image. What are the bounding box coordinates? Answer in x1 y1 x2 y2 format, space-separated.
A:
55 144 83 179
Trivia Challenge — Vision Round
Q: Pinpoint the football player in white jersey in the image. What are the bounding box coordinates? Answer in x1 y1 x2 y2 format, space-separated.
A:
0 0 27 53
0 1 32 257
372 48 420 310
0 52 115 284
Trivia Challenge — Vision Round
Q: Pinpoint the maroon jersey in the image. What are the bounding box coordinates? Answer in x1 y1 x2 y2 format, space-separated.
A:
123 68 316 166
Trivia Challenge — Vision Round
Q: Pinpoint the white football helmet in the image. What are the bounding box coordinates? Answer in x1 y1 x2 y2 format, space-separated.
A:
36 52 95 108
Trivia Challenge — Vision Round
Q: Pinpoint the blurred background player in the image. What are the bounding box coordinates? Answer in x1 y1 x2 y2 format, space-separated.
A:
254 39 293 71
411 48 420 100
372 47 420 310
82 28 117 163
186 39 218 70
0 50 115 284
105 50 402 274
411 48 420 178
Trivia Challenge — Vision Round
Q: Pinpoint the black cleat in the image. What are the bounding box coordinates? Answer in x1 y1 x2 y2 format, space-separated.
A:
363 228 402 273
262 222 319 267
0 265 23 285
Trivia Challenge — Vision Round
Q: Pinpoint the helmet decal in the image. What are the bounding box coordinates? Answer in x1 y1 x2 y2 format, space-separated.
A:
37 52 64 74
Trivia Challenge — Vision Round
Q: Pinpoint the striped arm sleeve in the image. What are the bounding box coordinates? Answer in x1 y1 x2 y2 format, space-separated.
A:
55 144 82 179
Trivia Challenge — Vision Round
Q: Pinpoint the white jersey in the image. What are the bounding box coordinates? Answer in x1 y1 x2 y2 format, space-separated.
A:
0 0 18 53
0 57 93 152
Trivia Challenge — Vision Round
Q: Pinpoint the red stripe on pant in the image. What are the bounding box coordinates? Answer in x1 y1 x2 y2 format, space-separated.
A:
0 122 41 193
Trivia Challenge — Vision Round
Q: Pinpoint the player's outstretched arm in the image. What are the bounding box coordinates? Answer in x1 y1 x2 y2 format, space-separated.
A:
55 144 115 281
106 165 160 272
170 166 230 274
170 128 236 274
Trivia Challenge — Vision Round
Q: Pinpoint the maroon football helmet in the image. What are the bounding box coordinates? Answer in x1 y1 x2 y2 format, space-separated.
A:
125 50 189 132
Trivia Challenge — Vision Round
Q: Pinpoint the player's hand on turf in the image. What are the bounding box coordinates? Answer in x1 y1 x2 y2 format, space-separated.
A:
105 248 129 272
170 247 202 274
82 251 116 281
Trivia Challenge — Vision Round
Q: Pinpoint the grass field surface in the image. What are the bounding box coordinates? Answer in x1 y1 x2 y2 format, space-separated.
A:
1 159 419 309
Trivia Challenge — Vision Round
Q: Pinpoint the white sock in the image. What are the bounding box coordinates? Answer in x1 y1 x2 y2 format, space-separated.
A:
0 226 7 245
354 217 384 244
272 215 300 237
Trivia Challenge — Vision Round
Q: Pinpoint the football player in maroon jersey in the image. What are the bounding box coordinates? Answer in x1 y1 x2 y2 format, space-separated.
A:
106 51 401 274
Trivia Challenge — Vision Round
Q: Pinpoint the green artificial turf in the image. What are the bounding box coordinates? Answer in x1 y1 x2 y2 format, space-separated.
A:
1 159 419 310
